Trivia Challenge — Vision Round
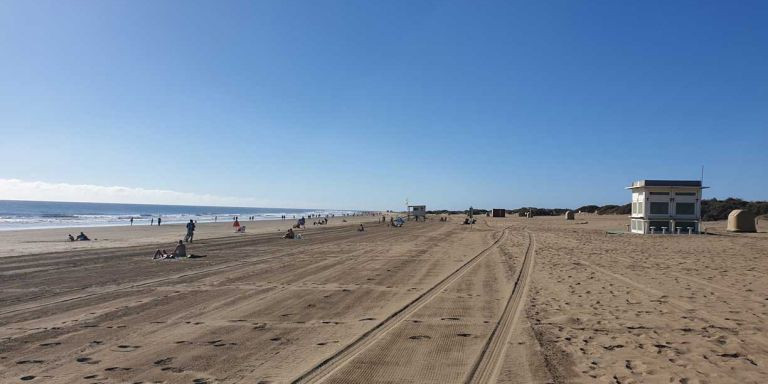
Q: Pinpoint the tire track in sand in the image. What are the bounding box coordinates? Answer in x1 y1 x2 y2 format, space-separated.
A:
0 223 429 317
466 230 536 384
291 227 512 384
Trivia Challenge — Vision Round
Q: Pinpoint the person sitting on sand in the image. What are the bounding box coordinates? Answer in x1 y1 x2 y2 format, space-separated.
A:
358 224 365 232
153 240 186 259
283 228 295 239
68 234 75 242
76 232 90 241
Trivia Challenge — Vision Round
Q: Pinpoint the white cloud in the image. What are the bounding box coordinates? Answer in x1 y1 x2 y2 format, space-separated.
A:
0 178 275 207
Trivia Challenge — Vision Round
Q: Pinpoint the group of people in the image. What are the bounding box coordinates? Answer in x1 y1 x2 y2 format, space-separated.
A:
153 219 201 259
68 232 90 241
75 212 383 259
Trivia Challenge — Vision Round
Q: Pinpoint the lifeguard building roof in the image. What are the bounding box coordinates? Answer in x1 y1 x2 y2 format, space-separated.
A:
626 180 708 189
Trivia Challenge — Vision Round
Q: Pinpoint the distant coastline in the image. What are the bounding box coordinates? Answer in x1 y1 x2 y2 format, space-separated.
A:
0 200 357 231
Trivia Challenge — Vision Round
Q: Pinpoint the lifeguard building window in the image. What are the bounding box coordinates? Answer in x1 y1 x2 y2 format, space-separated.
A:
650 202 669 214
650 192 670 195
676 192 695 196
676 203 695 215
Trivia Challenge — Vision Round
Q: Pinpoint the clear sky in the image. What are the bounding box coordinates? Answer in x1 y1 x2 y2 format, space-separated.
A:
1 1 766 210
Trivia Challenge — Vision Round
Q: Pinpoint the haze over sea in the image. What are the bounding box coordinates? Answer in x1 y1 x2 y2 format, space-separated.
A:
0 200 355 231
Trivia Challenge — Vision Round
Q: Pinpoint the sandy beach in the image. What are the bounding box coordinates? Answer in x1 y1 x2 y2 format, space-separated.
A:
1 215 766 383
0 216 376 258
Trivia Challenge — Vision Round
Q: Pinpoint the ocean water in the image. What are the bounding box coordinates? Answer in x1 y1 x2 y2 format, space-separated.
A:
0 200 356 231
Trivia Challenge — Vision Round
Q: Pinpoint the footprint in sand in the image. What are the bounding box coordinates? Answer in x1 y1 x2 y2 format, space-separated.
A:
161 367 184 373
252 323 267 330
359 317 376 321
207 340 237 347
76 357 100 364
104 367 132 371
20 376 36 381
269 337 283 342
456 333 472 337
602 344 624 351
440 317 460 321
409 335 431 340
16 360 45 364
39 342 61 347
153 357 174 366
112 345 141 352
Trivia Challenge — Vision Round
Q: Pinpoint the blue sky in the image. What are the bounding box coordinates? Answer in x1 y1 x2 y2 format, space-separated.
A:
1 1 766 210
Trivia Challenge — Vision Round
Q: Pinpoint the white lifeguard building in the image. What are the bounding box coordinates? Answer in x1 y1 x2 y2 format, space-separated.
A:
626 180 707 234
407 205 426 221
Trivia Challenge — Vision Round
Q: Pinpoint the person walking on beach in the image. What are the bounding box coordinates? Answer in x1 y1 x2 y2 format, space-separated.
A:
130 217 134 226
233 217 241 231
151 218 154 226
157 217 162 226
185 219 196 243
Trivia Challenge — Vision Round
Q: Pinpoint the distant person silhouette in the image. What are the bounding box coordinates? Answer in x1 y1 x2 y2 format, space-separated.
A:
185 219 196 243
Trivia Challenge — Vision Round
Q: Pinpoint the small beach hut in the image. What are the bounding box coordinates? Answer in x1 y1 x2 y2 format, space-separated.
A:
491 209 505 218
565 211 575 220
727 210 756 232
407 205 426 221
